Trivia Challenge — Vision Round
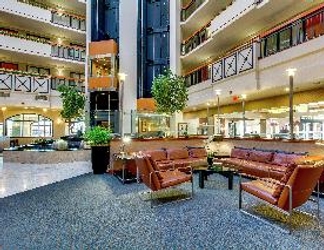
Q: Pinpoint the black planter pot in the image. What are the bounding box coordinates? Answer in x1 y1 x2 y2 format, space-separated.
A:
207 157 213 167
91 145 110 174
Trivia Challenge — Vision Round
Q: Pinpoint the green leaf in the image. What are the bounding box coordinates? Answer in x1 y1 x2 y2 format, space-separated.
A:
57 84 86 122
151 69 188 114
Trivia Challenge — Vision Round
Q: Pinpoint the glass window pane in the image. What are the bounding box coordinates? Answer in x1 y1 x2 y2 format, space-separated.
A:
279 28 291 51
265 34 278 56
6 114 53 137
292 21 304 46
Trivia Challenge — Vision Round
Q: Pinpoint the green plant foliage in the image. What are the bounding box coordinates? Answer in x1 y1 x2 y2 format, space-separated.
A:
151 69 188 114
83 126 112 146
57 85 86 122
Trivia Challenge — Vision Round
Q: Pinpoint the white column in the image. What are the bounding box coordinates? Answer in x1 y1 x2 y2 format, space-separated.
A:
85 0 92 129
169 0 181 74
119 0 138 136
169 0 182 135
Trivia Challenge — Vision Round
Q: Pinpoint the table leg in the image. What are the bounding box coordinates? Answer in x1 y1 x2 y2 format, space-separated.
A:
122 159 126 184
228 172 233 190
199 170 205 188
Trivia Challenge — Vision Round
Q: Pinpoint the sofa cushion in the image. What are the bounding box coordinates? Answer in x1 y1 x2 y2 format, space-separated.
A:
167 148 189 160
241 180 278 205
145 150 167 161
231 148 250 159
272 153 304 166
249 150 274 163
189 148 207 158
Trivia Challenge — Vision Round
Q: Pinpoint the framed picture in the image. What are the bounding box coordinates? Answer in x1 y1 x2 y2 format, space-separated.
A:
178 122 188 138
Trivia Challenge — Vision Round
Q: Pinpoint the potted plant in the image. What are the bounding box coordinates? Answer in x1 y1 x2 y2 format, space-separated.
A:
84 126 112 174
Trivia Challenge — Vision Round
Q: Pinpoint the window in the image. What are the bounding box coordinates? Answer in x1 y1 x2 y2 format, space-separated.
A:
279 28 292 51
6 114 53 137
265 34 278 56
292 21 304 46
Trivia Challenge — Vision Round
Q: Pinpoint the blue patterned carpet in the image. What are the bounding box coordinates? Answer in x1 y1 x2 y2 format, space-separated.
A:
1 173 324 249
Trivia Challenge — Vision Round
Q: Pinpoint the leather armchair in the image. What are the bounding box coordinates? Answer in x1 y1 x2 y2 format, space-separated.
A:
135 155 193 207
239 163 324 233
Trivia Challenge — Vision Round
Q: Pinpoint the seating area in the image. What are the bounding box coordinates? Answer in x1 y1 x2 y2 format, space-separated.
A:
3 139 324 247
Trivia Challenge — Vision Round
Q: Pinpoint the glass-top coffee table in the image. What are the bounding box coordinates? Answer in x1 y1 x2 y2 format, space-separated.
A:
196 162 237 190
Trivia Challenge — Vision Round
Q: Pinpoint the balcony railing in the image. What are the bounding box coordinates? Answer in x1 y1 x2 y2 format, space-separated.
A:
181 0 206 22
0 27 51 45
18 0 86 32
51 44 86 62
0 69 85 93
181 23 211 56
259 7 324 58
0 27 86 62
184 6 324 87
51 77 85 92
51 11 86 32
185 42 256 86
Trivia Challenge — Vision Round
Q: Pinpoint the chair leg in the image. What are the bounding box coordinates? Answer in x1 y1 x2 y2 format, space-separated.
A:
239 175 242 209
191 175 194 198
316 181 320 224
239 185 242 209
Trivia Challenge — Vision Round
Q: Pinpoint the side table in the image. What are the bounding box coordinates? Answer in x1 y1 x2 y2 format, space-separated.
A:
113 154 137 184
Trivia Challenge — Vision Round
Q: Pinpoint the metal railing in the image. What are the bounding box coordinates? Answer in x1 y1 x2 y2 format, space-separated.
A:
181 0 206 22
18 0 86 31
51 44 86 62
181 23 211 55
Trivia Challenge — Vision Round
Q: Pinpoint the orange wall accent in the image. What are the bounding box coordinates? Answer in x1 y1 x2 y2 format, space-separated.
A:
88 77 118 90
137 98 156 111
89 40 118 56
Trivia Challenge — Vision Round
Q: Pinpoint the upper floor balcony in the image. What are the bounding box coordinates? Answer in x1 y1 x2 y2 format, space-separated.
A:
0 0 86 43
181 0 206 22
181 0 233 40
0 28 86 66
186 25 324 111
181 0 322 74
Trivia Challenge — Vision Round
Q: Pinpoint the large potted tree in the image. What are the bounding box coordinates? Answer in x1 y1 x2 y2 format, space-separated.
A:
57 84 86 147
84 126 112 174
57 84 86 134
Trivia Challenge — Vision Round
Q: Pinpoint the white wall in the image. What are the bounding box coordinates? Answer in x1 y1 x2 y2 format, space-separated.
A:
259 35 324 90
119 0 138 135
0 35 51 57
210 0 256 34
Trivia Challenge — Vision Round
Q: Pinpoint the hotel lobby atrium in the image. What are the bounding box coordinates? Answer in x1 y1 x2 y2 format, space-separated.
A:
2 0 324 249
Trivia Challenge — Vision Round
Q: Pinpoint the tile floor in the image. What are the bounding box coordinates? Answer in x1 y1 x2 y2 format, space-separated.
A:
0 156 92 198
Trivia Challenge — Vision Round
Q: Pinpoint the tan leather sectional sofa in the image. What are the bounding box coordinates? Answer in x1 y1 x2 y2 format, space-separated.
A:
218 147 307 180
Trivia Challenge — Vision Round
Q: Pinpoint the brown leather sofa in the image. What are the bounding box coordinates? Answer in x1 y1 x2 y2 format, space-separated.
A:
217 147 307 180
144 147 207 170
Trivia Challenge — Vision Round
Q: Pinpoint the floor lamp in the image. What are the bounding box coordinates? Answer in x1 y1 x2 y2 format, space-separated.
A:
215 89 222 135
286 68 296 140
